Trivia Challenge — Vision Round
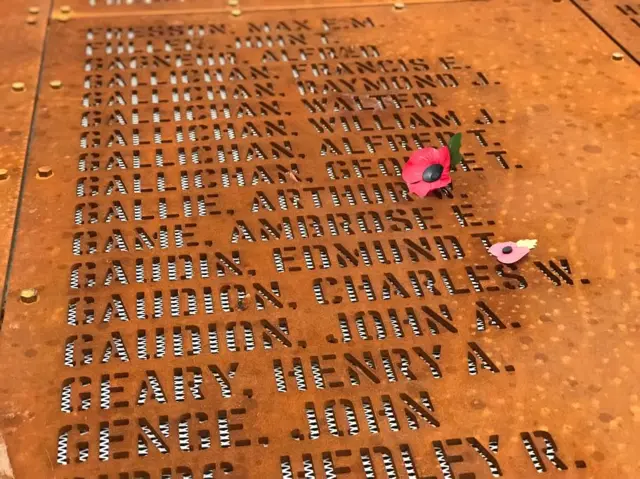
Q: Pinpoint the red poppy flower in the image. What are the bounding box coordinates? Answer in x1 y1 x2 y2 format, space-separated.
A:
402 146 452 197
489 241 530 264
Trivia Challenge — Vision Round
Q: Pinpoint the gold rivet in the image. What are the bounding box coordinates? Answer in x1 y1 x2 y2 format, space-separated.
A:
49 80 63 89
20 288 38 304
28 6 40 13
37 166 53 179
0 169 9 180
612 52 624 61
58 14 69 22
26 15 38 24
228 0 239 5
11 82 25 92
231 8 242 16
60 5 72 13
393 2 405 9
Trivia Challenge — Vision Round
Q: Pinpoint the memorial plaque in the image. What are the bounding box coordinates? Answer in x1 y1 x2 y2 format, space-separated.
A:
51 0 467 18
573 1 640 61
1 1 639 478
51 0 227 17
0 0 51 294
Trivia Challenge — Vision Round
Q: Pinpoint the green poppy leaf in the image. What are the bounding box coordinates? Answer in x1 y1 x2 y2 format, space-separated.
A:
448 133 463 168
451 151 463 168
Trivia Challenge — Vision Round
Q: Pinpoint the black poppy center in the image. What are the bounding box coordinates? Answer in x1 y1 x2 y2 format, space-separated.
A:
502 246 513 254
422 164 444 183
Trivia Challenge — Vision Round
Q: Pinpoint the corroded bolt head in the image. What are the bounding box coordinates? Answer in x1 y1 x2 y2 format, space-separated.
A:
60 5 72 13
49 80 63 89
0 169 9 180
28 6 40 13
393 2 405 9
37 166 53 178
11 82 25 92
231 8 242 16
612 52 624 61
20 288 38 304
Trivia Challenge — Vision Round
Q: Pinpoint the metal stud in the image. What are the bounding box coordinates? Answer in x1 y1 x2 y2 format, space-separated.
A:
37 166 53 179
20 289 38 304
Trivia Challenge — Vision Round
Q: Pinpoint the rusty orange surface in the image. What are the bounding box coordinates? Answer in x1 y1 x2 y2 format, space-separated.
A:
51 0 477 17
0 1 639 478
573 0 640 62
0 1 51 298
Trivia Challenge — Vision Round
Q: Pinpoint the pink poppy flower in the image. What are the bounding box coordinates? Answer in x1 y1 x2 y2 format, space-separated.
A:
489 241 530 264
402 146 452 197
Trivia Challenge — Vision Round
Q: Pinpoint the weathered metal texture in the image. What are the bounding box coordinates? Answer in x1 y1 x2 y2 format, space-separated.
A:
1 1 640 478
51 0 467 18
0 1 51 297
50 0 227 17
573 0 640 61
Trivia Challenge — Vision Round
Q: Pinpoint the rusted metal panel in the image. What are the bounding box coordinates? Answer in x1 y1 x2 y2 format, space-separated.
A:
50 0 227 17
51 0 468 18
573 0 640 61
0 1 51 297
1 1 639 478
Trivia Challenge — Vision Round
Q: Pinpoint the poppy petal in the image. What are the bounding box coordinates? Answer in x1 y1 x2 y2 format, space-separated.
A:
435 147 451 171
489 242 517 256
408 180 440 198
499 247 529 264
431 170 451 188
402 155 430 183
412 147 442 165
